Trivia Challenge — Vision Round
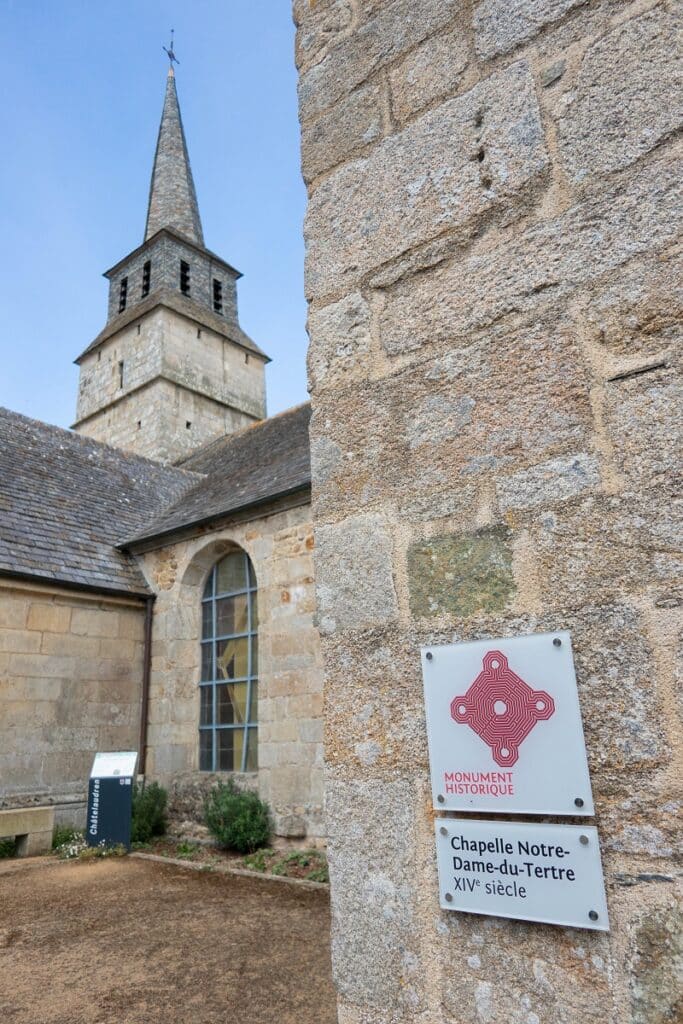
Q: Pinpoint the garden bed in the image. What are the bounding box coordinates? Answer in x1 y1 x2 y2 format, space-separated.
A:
135 837 329 883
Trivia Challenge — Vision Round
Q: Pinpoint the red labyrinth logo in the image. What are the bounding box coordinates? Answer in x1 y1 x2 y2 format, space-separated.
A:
451 650 555 767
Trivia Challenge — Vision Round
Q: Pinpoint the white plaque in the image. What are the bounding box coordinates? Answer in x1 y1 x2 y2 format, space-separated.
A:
421 632 593 815
435 819 609 931
90 751 138 779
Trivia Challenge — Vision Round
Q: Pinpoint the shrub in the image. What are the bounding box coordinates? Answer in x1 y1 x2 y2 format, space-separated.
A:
0 838 16 859
131 781 168 844
204 780 271 853
52 825 80 850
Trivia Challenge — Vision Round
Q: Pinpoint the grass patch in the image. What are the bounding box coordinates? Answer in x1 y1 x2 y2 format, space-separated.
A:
242 848 273 873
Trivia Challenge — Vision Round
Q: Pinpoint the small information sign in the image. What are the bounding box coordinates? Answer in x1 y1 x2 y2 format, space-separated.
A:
90 751 138 780
435 819 609 931
422 631 593 815
86 751 137 850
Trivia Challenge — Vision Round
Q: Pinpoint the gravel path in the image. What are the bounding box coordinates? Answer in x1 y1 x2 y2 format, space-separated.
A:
0 856 336 1024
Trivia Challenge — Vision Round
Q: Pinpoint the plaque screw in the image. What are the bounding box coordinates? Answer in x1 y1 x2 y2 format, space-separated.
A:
588 910 599 922
426 651 433 661
439 826 448 836
574 798 584 808
445 892 453 903
553 637 562 647
437 794 445 804
580 834 589 845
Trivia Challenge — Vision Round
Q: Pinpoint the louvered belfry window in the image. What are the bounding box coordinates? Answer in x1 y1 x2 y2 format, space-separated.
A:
199 550 258 772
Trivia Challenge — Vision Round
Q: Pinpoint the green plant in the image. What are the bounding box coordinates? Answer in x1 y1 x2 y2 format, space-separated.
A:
243 848 274 873
281 850 315 868
272 849 329 881
52 825 81 850
308 865 329 883
0 838 16 859
78 842 127 861
174 841 199 860
204 780 272 853
131 781 168 844
55 833 87 859
241 846 329 883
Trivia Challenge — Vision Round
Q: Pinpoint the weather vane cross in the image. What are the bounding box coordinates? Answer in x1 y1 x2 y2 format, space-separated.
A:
163 29 179 67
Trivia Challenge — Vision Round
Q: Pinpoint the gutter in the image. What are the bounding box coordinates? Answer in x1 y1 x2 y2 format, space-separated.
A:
0 567 149 603
138 594 155 776
119 482 312 554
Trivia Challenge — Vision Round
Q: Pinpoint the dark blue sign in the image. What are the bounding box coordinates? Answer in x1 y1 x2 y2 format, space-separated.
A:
86 775 134 850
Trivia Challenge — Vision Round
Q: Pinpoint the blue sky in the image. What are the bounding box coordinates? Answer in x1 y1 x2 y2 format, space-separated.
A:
0 1 308 428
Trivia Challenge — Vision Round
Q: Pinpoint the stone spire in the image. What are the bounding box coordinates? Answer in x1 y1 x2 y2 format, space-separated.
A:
144 67 204 245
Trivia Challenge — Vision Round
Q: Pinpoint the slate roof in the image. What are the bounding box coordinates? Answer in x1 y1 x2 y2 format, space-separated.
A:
74 284 268 364
0 408 199 596
145 67 204 245
0 403 312 594
123 403 312 549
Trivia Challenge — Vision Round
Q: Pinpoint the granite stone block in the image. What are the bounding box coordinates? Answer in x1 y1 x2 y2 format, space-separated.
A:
305 62 548 300
557 8 683 183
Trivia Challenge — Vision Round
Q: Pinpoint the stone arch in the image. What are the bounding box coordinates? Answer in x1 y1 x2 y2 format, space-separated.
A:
180 535 258 594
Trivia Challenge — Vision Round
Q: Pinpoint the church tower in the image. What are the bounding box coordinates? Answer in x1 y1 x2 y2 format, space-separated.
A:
73 64 268 464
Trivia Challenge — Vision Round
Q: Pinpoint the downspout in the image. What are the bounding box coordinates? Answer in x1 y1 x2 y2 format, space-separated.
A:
138 594 155 776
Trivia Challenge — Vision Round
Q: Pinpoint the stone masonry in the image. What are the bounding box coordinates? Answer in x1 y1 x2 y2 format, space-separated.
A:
0 579 145 827
75 306 265 463
297 1 682 1022
137 500 324 838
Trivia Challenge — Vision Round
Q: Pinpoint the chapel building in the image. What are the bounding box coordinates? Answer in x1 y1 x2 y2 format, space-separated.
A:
0 66 322 839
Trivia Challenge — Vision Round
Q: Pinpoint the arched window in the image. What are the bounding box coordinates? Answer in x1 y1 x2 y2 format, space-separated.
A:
199 549 258 772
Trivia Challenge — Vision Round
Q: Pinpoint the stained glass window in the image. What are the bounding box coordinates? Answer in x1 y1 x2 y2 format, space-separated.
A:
199 550 258 772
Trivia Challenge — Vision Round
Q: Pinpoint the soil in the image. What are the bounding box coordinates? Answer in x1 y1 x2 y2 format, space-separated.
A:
0 856 337 1024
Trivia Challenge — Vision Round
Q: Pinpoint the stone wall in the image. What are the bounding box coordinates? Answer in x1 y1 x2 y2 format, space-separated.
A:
137 497 324 838
297 1 682 1021
0 579 145 826
76 376 257 464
